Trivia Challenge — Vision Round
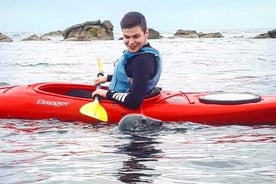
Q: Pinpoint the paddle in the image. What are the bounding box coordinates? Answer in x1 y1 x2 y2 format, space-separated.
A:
79 57 108 122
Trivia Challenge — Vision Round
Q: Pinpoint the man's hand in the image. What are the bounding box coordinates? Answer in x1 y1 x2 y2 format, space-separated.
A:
93 76 108 86
92 89 108 98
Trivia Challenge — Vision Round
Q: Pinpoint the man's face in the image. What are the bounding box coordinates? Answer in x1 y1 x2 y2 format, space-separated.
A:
122 25 149 53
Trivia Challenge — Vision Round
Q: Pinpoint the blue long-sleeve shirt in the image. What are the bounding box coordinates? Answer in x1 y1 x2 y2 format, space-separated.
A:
106 46 158 109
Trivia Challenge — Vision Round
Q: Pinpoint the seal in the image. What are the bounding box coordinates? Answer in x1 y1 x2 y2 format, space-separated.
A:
118 113 163 133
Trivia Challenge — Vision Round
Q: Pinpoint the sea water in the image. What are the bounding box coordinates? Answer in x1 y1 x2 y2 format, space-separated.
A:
0 29 276 183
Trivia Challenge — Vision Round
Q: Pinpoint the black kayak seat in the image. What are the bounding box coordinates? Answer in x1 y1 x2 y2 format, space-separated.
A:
67 89 92 98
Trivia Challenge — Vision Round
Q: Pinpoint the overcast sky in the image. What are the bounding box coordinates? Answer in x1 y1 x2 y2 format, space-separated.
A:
1 0 275 33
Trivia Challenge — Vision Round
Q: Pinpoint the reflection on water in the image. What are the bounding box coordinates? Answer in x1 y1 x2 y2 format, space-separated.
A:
0 119 275 183
115 134 162 183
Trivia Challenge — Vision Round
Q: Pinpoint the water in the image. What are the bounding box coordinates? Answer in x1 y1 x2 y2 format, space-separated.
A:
1 29 276 183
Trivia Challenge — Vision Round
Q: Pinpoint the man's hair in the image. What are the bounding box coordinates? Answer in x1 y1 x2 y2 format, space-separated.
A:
120 12 147 32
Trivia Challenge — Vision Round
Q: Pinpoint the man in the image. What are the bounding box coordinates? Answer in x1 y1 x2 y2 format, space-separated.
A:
92 11 162 109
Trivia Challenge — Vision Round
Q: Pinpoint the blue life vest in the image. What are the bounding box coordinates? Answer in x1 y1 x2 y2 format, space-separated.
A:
109 47 162 92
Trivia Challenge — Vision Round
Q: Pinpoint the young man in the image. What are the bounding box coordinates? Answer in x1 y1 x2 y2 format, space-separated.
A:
92 11 162 109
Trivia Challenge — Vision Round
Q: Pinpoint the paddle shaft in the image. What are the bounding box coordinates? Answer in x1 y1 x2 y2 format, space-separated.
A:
94 72 104 101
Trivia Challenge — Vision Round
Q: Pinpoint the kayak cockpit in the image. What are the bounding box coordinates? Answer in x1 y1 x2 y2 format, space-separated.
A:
34 83 164 100
34 83 97 99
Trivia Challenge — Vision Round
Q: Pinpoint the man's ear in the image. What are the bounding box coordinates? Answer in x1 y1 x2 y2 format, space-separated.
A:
145 29 149 37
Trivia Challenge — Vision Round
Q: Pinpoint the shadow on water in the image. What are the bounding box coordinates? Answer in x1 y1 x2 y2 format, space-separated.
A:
115 133 162 183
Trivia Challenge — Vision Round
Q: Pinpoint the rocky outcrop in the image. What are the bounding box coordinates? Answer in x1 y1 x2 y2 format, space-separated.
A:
0 32 13 42
22 34 50 41
149 28 161 39
175 30 198 37
269 29 276 38
62 20 114 41
254 29 276 38
199 32 223 38
174 29 223 38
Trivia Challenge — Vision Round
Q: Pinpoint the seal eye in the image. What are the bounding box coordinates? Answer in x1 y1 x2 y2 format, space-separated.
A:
141 119 147 124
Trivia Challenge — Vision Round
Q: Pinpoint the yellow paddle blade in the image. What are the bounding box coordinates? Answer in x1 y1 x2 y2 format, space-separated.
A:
79 56 108 122
80 101 108 122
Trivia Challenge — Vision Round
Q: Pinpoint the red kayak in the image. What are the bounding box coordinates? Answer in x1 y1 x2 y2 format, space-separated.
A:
0 82 275 125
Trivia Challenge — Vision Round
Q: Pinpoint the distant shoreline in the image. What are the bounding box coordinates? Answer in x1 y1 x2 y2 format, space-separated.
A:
1 28 275 42
2 27 274 34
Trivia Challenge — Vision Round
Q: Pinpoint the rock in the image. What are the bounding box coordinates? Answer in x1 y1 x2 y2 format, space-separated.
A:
254 29 276 39
22 34 50 41
177 33 199 38
199 32 223 38
254 33 270 39
174 29 223 38
268 29 276 38
175 29 197 36
149 28 161 39
0 32 13 42
62 20 114 41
